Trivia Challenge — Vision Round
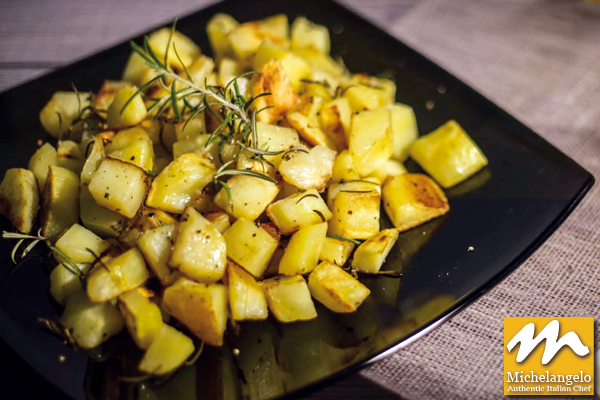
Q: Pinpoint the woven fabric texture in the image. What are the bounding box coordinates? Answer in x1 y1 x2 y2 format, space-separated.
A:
358 1 600 399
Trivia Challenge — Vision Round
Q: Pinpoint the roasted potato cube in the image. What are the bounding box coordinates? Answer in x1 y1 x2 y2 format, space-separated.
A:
137 224 178 285
80 137 105 185
174 112 207 141
227 263 268 321
41 166 79 241
223 218 278 278
259 14 289 44
382 173 450 231
349 109 392 176
105 127 154 171
169 207 226 283
204 211 230 234
55 224 111 264
146 153 215 214
279 145 336 192
122 52 150 86
351 229 399 273
172 135 221 167
328 184 381 240
409 120 488 188
118 207 177 248
227 23 264 67
254 40 310 91
266 189 331 235
39 91 91 139
261 275 317 322
163 278 228 346
308 261 370 312
118 288 163 349
284 112 337 150
60 291 124 349
326 179 381 209
368 159 407 184
80 185 126 238
254 59 300 124
294 48 346 79
330 150 360 184
319 237 355 266
148 28 200 70
0 168 39 234
86 247 149 302
213 175 279 221
56 140 85 174
94 80 134 113
139 323 194 375
279 222 327 275
106 86 147 130
89 158 151 219
183 55 215 88
207 13 239 61
351 74 396 104
291 17 330 54
50 263 90 305
217 57 243 86
192 189 222 214
28 143 57 191
343 84 389 112
256 122 300 167
319 98 352 150
389 103 418 161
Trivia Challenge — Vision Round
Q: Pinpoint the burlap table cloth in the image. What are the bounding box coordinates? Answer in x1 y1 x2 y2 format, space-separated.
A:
350 1 600 399
2 0 600 399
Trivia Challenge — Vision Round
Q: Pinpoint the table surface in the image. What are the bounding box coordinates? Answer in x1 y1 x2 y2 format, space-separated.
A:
2 0 600 399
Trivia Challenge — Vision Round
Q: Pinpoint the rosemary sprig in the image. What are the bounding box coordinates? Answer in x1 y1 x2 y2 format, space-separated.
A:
326 234 363 246
2 230 88 287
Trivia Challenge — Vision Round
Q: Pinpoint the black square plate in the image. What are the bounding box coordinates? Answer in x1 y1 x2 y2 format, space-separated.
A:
0 0 593 399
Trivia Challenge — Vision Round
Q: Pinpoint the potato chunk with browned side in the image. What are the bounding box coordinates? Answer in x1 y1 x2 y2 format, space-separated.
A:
409 120 488 188
169 207 226 283
382 173 450 232
86 247 149 302
60 291 124 349
41 166 79 241
118 288 163 349
279 222 328 275
146 153 215 214
105 127 154 172
308 261 370 313
107 86 147 130
253 59 300 124
213 175 279 221
0 168 39 233
163 277 228 346
266 189 331 235
319 237 355 267
351 229 399 274
89 158 151 219
327 180 381 240
139 324 194 375
278 145 336 192
349 109 392 176
137 224 178 286
223 218 278 278
261 275 317 323
227 263 268 321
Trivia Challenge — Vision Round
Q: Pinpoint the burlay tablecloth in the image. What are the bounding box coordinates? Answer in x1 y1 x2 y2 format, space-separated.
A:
357 1 600 399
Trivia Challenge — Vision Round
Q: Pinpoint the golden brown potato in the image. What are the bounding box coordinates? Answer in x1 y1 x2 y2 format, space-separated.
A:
169 207 226 283
139 323 194 375
349 109 392 176
212 174 279 221
118 288 163 349
28 143 57 191
163 277 228 346
254 40 310 91
39 91 91 139
146 153 215 214
41 166 80 241
254 59 300 124
266 189 332 235
327 180 381 240
279 222 328 275
88 158 151 219
137 224 179 286
94 80 134 113
223 218 278 278
207 14 239 61
308 261 370 312
290 17 330 54
409 120 488 188
261 275 317 323
0 168 39 234
319 237 355 267
284 112 337 150
106 86 147 130
227 263 269 321
105 127 154 172
278 145 336 192
382 173 450 231
54 224 111 264
351 229 399 273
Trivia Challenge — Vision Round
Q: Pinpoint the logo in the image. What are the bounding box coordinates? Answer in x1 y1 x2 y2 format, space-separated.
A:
504 317 594 395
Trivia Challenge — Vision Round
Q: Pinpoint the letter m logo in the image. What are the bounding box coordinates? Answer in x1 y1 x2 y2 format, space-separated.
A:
506 319 589 364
